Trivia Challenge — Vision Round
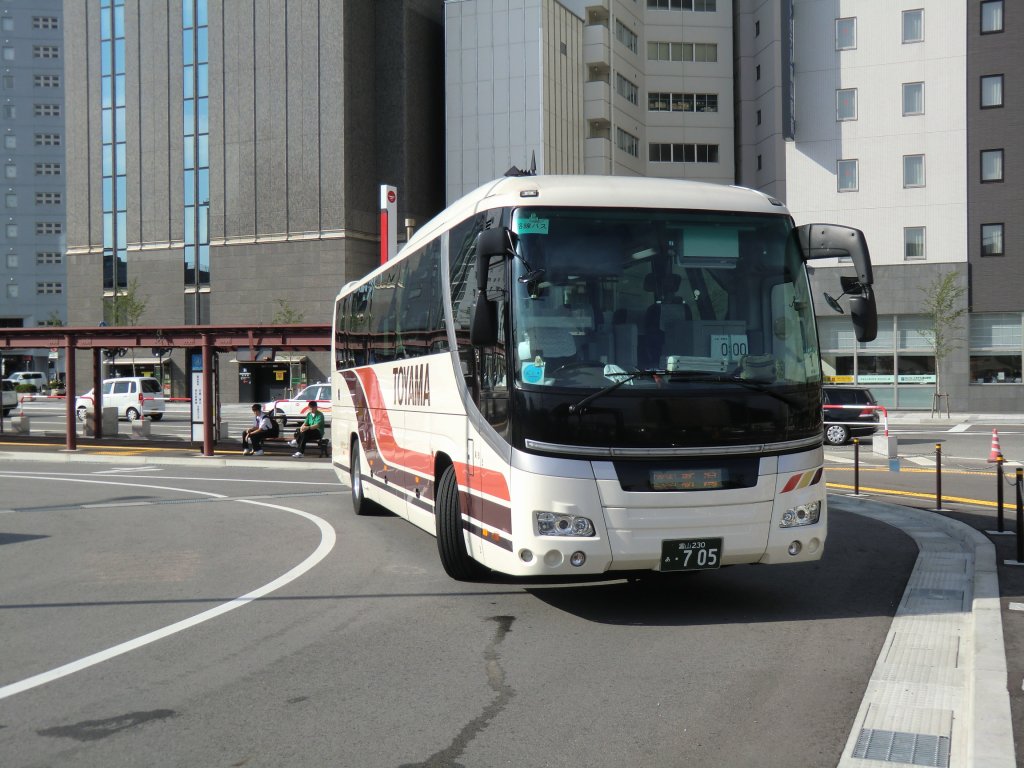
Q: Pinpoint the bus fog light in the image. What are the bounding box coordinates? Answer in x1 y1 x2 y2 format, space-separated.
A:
780 500 820 528
543 550 564 567
536 511 595 537
788 541 802 556
570 551 586 567
519 549 534 563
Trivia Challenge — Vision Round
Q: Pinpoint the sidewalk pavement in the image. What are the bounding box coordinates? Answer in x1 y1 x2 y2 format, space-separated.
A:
0 439 1017 766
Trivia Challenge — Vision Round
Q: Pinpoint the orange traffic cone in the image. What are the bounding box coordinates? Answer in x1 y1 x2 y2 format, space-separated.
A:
988 429 1003 462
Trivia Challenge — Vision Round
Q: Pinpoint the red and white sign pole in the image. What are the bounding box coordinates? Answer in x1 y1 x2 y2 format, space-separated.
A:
380 185 398 264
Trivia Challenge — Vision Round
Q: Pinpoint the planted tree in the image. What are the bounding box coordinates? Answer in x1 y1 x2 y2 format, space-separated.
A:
918 271 966 411
272 299 305 324
103 279 150 375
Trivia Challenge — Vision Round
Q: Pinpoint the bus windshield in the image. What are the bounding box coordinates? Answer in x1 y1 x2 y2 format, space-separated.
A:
510 207 819 391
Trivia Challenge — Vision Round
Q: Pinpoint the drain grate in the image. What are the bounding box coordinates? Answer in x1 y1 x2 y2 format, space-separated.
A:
852 728 950 767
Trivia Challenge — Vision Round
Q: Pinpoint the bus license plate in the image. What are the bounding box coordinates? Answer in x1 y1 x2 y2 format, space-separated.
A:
660 538 722 572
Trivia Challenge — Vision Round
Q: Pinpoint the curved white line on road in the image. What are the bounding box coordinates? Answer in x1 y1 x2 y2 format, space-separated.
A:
0 474 337 701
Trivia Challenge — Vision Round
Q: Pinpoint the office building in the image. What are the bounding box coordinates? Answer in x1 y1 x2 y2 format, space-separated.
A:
0 0 65 380
62 0 446 402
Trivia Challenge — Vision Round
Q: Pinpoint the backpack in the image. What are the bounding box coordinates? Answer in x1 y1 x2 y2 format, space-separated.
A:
265 411 280 438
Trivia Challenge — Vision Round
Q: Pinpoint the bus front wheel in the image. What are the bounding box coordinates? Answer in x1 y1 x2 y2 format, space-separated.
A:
435 464 486 581
351 439 370 515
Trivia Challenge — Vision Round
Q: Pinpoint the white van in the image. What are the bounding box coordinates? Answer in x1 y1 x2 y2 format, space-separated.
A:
5 371 48 392
75 377 166 421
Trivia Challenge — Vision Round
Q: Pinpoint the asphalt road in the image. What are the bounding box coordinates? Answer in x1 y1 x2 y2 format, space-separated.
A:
0 460 917 768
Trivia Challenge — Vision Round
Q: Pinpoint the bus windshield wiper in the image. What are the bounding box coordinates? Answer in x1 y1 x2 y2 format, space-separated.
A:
568 369 665 414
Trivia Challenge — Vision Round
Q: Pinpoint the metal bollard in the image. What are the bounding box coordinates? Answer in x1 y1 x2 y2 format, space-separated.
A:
996 455 1005 533
853 437 860 495
934 443 943 511
1017 468 1023 564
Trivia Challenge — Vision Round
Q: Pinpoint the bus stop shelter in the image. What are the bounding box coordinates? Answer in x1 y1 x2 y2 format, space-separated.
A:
0 324 330 456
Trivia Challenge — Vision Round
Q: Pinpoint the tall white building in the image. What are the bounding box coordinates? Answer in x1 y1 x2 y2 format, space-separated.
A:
445 0 736 201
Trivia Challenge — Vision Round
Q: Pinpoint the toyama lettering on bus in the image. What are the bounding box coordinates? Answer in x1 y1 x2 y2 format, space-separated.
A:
393 363 431 406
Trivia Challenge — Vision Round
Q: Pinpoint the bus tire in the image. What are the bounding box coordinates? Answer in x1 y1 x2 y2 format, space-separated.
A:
350 438 371 516
435 464 486 581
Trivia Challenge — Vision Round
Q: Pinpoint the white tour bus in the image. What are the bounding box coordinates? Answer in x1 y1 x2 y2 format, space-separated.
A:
331 175 877 581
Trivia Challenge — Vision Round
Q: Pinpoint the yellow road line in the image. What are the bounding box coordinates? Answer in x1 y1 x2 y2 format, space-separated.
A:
826 481 999 509
827 466 997 478
0 441 187 455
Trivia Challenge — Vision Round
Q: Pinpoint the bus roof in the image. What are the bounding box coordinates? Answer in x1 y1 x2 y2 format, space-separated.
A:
402 175 789 257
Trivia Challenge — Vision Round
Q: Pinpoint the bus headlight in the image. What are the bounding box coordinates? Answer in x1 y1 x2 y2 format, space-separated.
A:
536 511 595 537
780 500 820 528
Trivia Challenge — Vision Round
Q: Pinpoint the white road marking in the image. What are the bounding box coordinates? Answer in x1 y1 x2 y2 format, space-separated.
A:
948 423 971 433
1009 603 1024 612
0 473 337 701
94 466 162 474
905 456 935 467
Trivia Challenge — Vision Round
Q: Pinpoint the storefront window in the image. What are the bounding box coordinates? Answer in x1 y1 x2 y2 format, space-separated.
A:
970 355 1022 384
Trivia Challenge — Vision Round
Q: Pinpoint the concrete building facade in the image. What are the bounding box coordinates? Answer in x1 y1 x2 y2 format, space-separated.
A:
62 0 446 402
0 0 66 380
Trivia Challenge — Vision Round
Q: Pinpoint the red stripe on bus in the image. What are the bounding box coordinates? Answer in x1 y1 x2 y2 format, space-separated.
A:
353 368 512 502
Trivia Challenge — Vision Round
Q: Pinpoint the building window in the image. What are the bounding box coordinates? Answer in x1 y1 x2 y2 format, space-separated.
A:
5 223 16 237
32 74 61 88
32 44 60 59
6 283 17 299
755 64 761 80
836 18 856 50
904 227 926 260
33 103 61 118
981 1 1004 34
903 155 925 187
648 91 718 112
2 74 12 88
649 143 719 163
837 159 859 191
3 134 13 149
902 9 924 43
970 313 1022 383
837 88 857 120
981 149 1004 182
981 224 1004 256
32 16 59 30
4 162 15 178
616 74 638 105
980 75 1003 108
35 221 63 235
1 17 12 31
35 192 62 205
755 20 760 36
36 251 61 265
647 41 717 63
4 192 15 207
616 128 639 157
34 132 61 146
615 20 638 55
902 82 924 115
756 109 762 125
34 162 61 175
2 47 13 61
6 253 16 268
36 281 63 295
1 104 14 118
757 155 762 170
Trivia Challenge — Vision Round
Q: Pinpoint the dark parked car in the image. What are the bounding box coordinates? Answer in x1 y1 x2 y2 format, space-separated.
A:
822 385 880 445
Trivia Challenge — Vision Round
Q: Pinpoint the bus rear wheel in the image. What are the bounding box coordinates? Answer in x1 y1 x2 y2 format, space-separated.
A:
435 464 486 581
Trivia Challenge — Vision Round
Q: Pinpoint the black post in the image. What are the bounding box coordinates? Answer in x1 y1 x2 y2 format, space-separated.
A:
935 443 942 511
1016 468 1023 564
996 456 1005 533
853 438 860 495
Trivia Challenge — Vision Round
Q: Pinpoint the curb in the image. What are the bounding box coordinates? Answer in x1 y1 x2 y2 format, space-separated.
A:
832 495 1014 768
0 448 336 472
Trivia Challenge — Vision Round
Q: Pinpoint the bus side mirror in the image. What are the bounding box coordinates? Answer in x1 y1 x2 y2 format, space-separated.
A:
849 288 877 343
470 228 508 347
796 223 878 343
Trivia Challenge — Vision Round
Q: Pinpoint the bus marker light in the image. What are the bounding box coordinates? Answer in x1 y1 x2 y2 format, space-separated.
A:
519 549 534 563
570 551 586 567
788 541 802 556
807 538 821 554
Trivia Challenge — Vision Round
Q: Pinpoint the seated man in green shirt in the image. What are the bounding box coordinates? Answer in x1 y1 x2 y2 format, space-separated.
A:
290 400 325 457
